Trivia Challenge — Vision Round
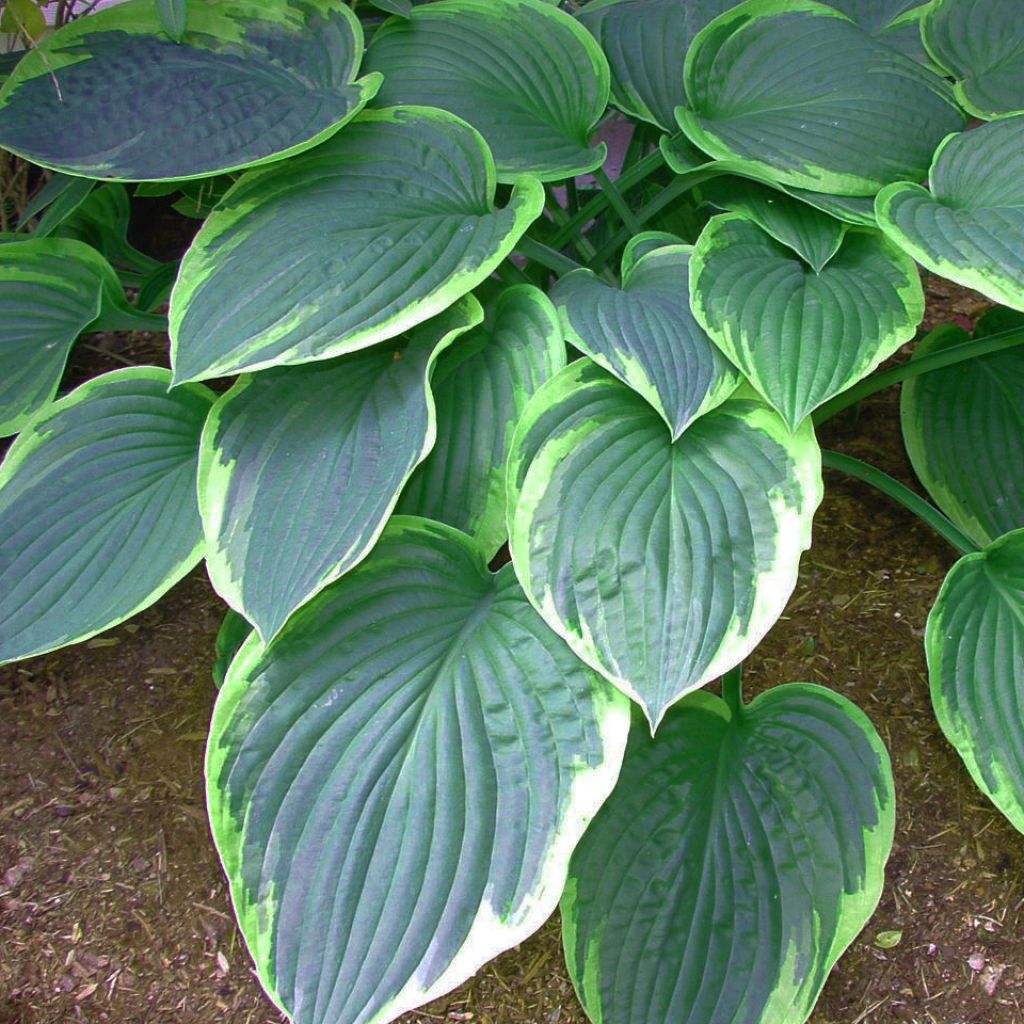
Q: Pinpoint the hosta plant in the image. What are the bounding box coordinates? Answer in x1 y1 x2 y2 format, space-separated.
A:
1 0 1023 1022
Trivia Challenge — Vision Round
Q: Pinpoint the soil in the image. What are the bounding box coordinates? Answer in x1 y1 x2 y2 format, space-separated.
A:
2 264 1023 1024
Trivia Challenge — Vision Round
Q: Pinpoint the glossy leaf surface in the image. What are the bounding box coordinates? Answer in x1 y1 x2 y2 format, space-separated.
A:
208 517 630 1024
0 237 117 436
923 0 1024 117
563 684 894 1024
200 299 482 642
691 213 924 429
679 0 963 195
366 0 609 181
0 0 380 180
901 319 1024 547
396 287 564 559
508 362 822 727
928 530 1024 832
877 117 1024 312
551 240 740 439
171 107 543 382
0 368 214 664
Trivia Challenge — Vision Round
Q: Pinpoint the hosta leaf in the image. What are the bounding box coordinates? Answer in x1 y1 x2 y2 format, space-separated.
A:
876 117 1024 312
0 0 381 180
679 0 963 195
0 237 119 436
922 0 1024 118
823 0 933 63
207 516 630 1024
212 609 254 690
18 172 95 235
396 286 564 558
366 0 412 15
577 0 736 131
563 683 894 1024
0 368 214 664
551 239 740 439
171 106 543 383
365 0 610 181
690 213 924 429
156 0 187 41
54 184 160 275
901 319 1024 547
507 362 822 727
784 187 878 227
927 530 1024 832
200 299 482 642
699 179 848 271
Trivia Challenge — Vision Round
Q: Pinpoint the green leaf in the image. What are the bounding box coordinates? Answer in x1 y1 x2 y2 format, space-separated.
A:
876 117 1024 312
200 299 482 642
207 516 630 1024
212 608 253 690
17 173 95 234
923 0 1024 118
53 184 160 275
563 683 894 1024
823 0 934 63
690 213 924 429
156 0 187 41
927 529 1024 832
551 239 740 440
577 0 736 131
901 318 1024 547
507 362 822 727
784 187 878 227
171 106 544 383
0 367 215 664
699 179 848 271
396 286 564 559
0 237 120 436
0 0 45 41
365 0 610 182
678 0 964 195
0 0 381 181
367 0 413 14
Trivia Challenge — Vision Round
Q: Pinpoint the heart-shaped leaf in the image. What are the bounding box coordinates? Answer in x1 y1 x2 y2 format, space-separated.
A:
824 0 934 63
691 213 924 429
577 0 736 131
170 106 543 383
877 116 1024 312
551 239 740 439
365 0 610 181
922 0 1024 118
699 179 848 271
679 0 964 195
507 361 822 727
0 0 381 180
200 298 482 642
901 318 1024 547
0 237 122 436
207 516 630 1024
396 285 564 559
563 682 895 1024
927 529 1024 832
0 367 215 664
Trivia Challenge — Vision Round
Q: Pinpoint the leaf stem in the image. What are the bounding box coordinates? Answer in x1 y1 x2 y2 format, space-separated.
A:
722 665 744 719
549 148 666 250
593 166 643 237
813 324 1024 424
822 450 979 556
91 306 169 334
514 235 583 277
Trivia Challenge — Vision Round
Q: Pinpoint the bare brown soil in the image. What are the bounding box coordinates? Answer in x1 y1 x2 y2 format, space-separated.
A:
2 278 1023 1024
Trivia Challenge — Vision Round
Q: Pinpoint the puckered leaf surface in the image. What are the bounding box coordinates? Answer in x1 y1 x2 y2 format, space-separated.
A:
0 0 380 180
366 0 609 181
170 106 543 382
507 362 822 727
207 517 630 1024
928 530 1024 833
678 0 964 195
563 683 894 1024
877 117 1024 312
0 368 214 664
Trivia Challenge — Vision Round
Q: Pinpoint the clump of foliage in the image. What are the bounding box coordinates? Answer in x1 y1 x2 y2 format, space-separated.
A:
1 1 1023 1023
